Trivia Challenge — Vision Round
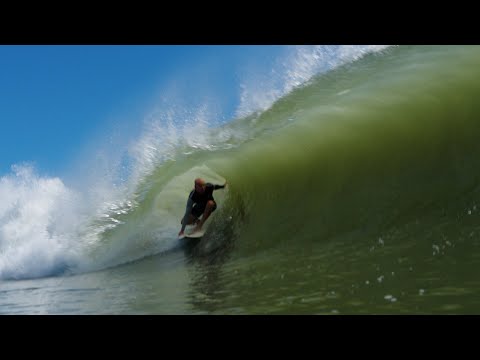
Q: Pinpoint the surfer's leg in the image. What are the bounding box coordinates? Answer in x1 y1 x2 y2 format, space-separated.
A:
181 214 198 225
195 200 216 230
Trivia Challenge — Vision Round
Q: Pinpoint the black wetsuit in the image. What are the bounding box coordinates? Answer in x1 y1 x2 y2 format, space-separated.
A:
181 183 225 232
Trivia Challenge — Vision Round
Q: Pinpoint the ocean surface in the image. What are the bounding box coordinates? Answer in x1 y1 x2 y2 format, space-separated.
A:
2 45 480 314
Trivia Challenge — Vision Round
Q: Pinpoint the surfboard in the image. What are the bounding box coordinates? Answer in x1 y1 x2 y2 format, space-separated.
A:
179 228 206 239
185 229 206 238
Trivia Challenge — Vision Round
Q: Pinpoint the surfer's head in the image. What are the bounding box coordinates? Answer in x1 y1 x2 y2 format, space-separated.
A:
194 178 206 194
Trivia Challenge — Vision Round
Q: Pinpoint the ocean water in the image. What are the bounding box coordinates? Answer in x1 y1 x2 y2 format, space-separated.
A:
2 45 480 314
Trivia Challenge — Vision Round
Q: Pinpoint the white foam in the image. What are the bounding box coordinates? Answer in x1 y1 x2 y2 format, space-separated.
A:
0 164 82 279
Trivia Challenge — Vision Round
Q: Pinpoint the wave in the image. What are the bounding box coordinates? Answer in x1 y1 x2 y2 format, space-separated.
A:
3 45 480 279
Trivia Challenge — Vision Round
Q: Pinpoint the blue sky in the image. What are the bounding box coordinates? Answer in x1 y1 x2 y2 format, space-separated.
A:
0 45 285 177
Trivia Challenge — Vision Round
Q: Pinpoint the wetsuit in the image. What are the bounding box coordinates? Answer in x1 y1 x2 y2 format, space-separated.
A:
180 183 225 232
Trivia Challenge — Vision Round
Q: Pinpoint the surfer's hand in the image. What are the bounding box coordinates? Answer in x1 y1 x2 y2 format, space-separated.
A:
178 230 184 237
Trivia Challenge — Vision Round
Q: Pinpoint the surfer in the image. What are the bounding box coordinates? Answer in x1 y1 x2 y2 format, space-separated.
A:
178 178 227 237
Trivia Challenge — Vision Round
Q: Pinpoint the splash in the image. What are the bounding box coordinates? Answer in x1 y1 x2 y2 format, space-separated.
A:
0 164 82 279
235 45 390 118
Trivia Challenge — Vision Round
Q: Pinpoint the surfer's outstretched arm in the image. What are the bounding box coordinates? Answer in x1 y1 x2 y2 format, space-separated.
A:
213 181 227 190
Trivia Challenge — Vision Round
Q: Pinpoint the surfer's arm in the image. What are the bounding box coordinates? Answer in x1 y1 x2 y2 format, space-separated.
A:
213 181 227 190
180 197 194 233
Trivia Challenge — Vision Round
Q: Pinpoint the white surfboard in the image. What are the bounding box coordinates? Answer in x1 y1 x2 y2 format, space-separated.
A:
179 228 206 239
